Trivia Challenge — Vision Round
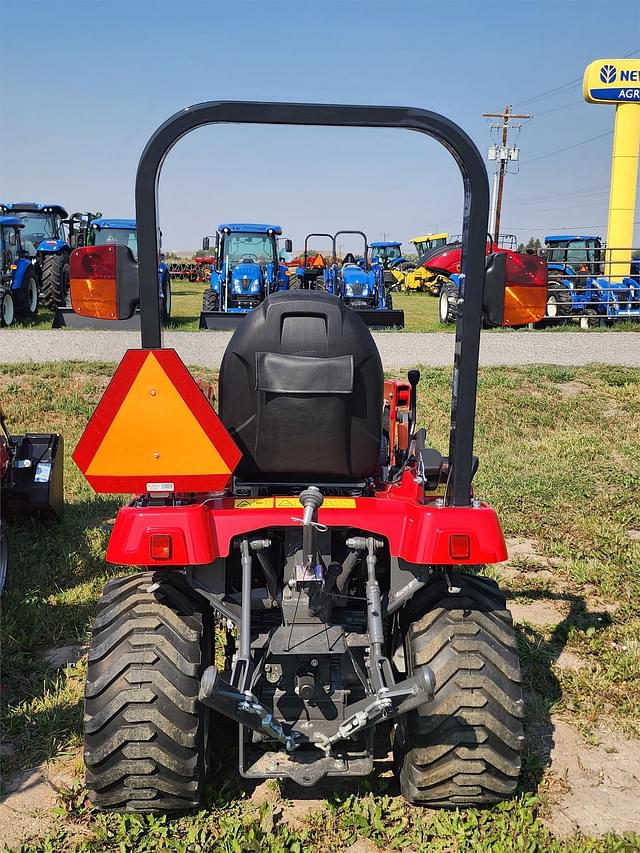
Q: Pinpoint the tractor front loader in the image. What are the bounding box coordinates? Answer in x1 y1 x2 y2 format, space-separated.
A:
70 101 547 813
324 230 405 327
199 224 292 329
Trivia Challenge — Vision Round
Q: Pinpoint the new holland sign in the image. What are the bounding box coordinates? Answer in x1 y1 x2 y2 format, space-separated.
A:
583 58 640 103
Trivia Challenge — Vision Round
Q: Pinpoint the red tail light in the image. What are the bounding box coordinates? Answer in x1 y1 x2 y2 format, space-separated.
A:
150 533 172 560
69 245 118 319
70 244 116 279
502 252 548 326
504 251 547 286
449 534 471 560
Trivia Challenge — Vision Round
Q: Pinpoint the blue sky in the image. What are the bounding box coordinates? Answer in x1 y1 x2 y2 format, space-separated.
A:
1 0 638 252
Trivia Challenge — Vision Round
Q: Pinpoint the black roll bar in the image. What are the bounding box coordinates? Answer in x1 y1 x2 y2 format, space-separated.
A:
134 101 490 507
333 230 369 266
303 232 333 266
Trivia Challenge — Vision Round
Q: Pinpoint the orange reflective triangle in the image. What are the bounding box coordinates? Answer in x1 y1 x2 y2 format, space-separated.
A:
73 349 241 494
86 353 229 477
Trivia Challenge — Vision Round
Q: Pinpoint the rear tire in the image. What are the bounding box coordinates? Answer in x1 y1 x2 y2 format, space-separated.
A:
579 309 600 329
20 267 39 319
438 282 458 324
84 571 212 812
1 292 15 327
546 278 572 322
40 253 69 309
161 277 172 325
394 571 524 807
201 288 219 312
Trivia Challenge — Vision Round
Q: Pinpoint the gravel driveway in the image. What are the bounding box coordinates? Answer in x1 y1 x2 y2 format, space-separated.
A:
0 329 638 369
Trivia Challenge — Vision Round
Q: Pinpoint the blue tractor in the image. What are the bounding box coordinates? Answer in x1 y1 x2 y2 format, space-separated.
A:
0 216 40 326
53 218 172 328
323 230 404 327
0 203 71 309
544 235 640 326
368 240 409 288
199 223 292 329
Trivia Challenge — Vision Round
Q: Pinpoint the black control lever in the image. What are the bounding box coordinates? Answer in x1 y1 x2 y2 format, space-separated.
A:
407 369 420 441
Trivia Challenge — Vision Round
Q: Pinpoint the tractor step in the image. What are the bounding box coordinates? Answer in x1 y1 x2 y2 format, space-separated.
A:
355 309 405 328
199 311 247 330
52 307 142 330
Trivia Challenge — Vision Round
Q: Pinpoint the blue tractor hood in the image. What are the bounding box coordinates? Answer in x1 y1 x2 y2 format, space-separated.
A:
231 262 263 294
342 264 369 285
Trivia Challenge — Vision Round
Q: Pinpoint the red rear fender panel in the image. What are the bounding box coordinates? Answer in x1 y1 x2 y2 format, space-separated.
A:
106 495 507 567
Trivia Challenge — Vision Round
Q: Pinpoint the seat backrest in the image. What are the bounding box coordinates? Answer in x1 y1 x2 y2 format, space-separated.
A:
219 291 383 482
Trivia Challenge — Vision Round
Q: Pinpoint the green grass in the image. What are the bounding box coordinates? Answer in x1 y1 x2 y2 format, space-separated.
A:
8 283 639 333
1 362 639 851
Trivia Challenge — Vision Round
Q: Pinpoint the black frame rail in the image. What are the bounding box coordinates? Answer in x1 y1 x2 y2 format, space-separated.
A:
134 101 490 507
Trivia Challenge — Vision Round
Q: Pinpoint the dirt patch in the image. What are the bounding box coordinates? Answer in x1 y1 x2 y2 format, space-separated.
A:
502 538 559 582
541 719 640 837
0 742 16 759
557 380 589 397
0 762 73 850
554 649 587 672
509 598 566 627
344 840 381 853
43 644 87 668
505 537 549 567
250 780 325 831
627 529 640 542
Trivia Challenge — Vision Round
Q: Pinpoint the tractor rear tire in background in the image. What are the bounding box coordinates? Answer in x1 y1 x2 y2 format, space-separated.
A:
288 276 301 290
579 309 601 329
202 288 219 313
438 282 458 324
84 571 212 812
383 270 396 289
394 571 524 807
1 292 15 327
21 267 39 319
161 277 172 325
40 253 69 309
546 278 572 323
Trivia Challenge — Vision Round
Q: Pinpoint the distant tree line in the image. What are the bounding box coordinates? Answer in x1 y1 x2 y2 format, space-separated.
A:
517 237 542 254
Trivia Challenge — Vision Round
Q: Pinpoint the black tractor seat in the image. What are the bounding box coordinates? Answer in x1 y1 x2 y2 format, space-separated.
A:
219 291 383 482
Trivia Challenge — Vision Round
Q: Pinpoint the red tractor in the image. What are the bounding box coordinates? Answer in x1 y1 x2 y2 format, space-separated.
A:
70 101 546 813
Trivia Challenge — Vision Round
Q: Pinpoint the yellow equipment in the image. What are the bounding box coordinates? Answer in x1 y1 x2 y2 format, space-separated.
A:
399 233 450 294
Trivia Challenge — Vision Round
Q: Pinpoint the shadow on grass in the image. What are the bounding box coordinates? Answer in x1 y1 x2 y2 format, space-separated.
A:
1 496 126 775
507 587 613 794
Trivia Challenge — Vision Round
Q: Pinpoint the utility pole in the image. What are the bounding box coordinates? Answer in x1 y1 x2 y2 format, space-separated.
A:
482 105 531 245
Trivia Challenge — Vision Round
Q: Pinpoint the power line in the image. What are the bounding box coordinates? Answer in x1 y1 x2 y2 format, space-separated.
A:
505 202 609 215
513 49 640 108
503 220 640 230
522 131 613 166
533 99 584 118
515 80 580 108
508 187 610 206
